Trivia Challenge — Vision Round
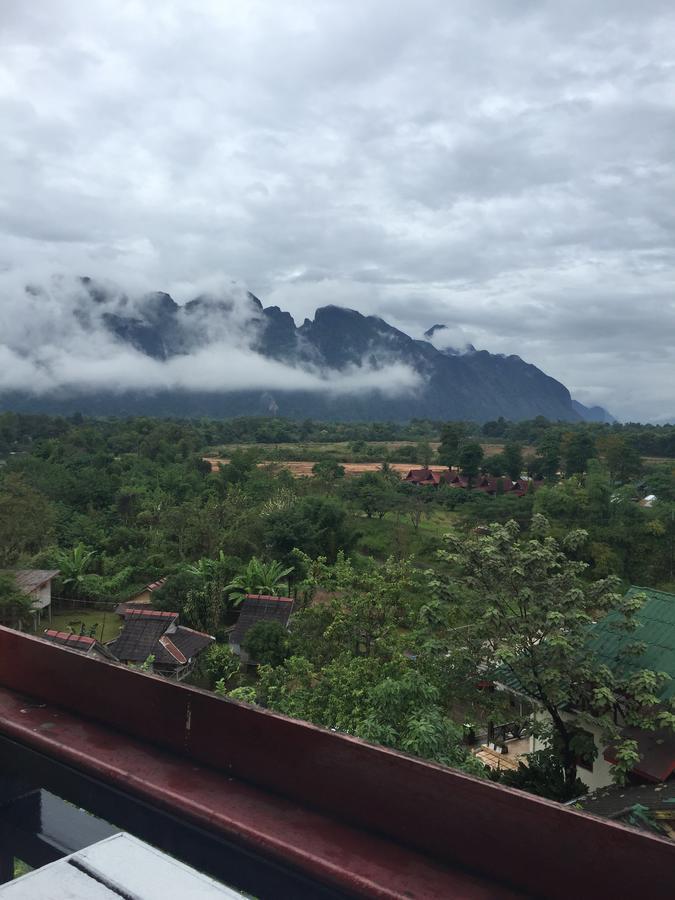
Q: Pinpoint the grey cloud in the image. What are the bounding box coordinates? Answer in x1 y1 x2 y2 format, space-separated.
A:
0 273 422 398
1 1 674 419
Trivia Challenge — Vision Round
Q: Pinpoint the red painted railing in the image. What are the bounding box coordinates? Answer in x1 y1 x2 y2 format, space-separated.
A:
0 626 673 899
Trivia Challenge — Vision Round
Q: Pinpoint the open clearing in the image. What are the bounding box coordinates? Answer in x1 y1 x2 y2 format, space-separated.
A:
32 609 121 644
204 458 452 477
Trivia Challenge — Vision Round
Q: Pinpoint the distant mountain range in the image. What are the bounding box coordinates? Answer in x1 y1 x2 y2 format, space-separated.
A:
0 278 613 423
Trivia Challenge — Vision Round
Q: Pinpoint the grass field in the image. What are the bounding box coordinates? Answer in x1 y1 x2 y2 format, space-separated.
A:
354 508 458 562
33 609 121 644
203 440 522 478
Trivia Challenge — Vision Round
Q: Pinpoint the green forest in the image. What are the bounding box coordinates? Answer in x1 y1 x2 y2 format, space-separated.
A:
1 411 675 801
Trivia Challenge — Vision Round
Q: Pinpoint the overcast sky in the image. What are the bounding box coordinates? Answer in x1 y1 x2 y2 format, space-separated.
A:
1 1 674 421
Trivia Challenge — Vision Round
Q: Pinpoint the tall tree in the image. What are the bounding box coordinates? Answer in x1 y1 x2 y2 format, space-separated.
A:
534 431 561 480
561 430 597 476
458 442 484 486
0 574 34 629
437 423 467 468
502 442 524 480
438 516 674 792
416 442 434 467
0 474 55 566
597 434 642 485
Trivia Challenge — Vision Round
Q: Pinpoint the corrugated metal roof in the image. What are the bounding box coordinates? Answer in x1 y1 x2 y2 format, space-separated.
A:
587 586 675 701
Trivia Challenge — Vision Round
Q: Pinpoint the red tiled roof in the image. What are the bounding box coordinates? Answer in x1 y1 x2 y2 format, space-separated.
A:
243 594 293 603
405 468 441 485
147 577 167 592
43 630 95 647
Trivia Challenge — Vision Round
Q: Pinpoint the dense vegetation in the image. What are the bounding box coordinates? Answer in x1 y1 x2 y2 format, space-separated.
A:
2 411 675 797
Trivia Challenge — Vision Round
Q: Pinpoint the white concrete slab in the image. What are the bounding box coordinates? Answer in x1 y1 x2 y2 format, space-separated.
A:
0 832 246 899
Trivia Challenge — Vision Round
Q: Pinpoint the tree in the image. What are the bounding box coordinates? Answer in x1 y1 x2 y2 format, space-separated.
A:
0 474 55 566
225 557 293 603
0 574 34 629
438 516 674 791
343 471 397 519
53 544 96 598
502 442 524 480
458 442 484 486
597 435 642 485
264 496 356 564
397 482 433 532
416 442 434 467
243 621 290 666
203 643 240 687
534 431 561 480
561 430 597 476
437 423 467 468
312 460 346 488
253 555 484 775
585 459 611 525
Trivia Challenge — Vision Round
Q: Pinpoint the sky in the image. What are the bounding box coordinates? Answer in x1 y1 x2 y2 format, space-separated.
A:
1 1 674 420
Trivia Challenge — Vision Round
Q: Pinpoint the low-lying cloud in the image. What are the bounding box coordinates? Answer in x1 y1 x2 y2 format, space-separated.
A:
0 273 422 398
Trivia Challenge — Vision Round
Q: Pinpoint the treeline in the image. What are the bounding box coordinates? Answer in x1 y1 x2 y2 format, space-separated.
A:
0 412 440 454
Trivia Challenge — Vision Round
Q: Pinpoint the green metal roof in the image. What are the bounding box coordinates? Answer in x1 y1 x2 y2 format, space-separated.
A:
587 586 675 702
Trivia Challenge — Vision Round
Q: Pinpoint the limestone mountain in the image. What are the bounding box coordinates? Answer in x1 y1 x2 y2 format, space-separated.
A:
0 278 612 422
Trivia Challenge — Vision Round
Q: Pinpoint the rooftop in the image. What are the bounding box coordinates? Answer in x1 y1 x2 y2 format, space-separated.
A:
107 611 213 666
230 595 294 648
8 570 60 594
587 586 675 702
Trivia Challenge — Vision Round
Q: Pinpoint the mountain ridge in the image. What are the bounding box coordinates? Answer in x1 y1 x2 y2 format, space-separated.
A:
0 278 613 423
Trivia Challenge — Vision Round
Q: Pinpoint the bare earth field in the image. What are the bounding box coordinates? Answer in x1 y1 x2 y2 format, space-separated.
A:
204 458 450 477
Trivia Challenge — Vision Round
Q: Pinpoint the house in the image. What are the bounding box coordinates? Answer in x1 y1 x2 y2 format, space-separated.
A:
229 594 294 664
10 569 60 624
41 629 118 662
404 467 442 486
439 469 469 488
118 577 167 611
425 469 541 495
499 586 675 790
107 609 214 680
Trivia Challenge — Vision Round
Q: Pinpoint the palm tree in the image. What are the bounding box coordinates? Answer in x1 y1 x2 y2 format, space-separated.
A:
225 557 294 606
53 544 96 598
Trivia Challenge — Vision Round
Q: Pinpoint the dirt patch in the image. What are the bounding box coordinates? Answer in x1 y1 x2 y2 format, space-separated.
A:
203 458 450 478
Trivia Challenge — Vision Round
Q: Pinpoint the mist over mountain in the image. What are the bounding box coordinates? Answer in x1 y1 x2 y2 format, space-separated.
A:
0 277 611 423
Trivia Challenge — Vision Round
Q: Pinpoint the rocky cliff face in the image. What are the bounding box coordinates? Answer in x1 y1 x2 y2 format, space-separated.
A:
1 278 612 422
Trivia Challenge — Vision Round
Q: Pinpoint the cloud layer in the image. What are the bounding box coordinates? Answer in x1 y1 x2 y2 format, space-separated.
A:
0 274 422 397
1 1 674 419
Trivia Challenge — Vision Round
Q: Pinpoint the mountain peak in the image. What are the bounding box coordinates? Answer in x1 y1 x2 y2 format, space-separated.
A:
424 323 447 339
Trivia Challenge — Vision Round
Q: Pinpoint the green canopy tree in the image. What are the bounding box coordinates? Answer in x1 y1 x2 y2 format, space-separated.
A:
53 544 96 598
225 557 293 603
458 442 484 486
0 474 55 566
437 515 675 792
0 574 34 629
254 554 484 775
502 442 524 480
242 621 290 667
561 430 597 476
437 423 467 468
